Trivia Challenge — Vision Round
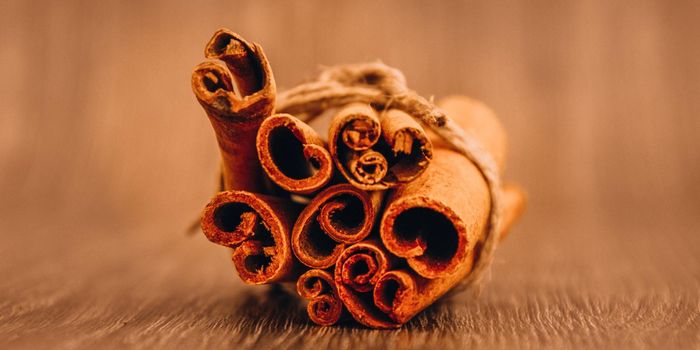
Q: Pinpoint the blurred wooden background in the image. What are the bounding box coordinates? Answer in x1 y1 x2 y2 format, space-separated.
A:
0 0 698 348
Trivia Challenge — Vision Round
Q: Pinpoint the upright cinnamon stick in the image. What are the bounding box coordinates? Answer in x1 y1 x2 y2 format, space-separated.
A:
379 96 508 279
328 104 432 190
192 29 276 192
296 269 344 326
201 191 302 284
291 184 383 269
256 114 334 194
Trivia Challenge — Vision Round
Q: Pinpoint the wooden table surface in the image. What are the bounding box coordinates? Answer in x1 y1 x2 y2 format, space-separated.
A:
1 1 698 349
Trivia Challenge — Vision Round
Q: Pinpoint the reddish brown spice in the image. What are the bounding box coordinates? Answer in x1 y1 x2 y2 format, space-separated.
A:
200 191 302 284
334 185 524 327
192 29 276 192
328 104 432 191
291 184 383 269
256 114 334 194
192 28 526 329
373 184 525 324
379 96 508 279
333 240 399 329
296 269 344 326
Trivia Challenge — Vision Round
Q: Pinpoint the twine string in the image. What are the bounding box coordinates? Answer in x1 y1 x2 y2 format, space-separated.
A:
277 61 503 288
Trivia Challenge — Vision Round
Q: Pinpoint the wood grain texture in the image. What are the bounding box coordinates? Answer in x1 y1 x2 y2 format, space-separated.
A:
0 0 698 348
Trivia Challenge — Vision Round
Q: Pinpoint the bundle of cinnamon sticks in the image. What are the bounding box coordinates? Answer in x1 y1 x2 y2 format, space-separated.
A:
193 29 525 328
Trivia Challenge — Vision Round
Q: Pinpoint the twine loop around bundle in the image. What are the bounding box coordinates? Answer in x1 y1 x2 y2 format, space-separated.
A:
277 61 503 289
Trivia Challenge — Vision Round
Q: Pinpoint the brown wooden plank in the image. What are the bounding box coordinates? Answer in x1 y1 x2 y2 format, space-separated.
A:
0 0 698 348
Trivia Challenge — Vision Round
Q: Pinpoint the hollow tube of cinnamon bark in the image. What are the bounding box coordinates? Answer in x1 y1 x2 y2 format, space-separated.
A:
333 240 400 329
373 184 525 324
256 114 334 194
328 104 432 190
192 29 276 192
379 96 508 279
296 269 344 326
201 191 302 284
334 186 524 328
291 184 383 269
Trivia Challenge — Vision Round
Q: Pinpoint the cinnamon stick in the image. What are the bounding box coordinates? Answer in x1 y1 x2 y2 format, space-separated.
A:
291 184 383 269
333 240 400 329
334 186 524 327
200 191 302 284
191 29 276 192
328 104 432 190
256 114 334 194
296 269 344 326
379 96 508 279
373 184 525 324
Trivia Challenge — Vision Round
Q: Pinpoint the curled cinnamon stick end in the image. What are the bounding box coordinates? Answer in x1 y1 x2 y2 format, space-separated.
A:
379 109 433 183
373 270 415 321
205 29 268 97
338 186 524 327
380 149 488 279
347 150 388 185
372 259 472 325
330 103 381 154
297 269 343 326
193 30 276 120
292 184 383 268
380 96 507 279
372 189 525 324
192 30 276 192
256 114 333 194
334 240 399 329
329 104 432 190
201 191 301 284
339 106 381 151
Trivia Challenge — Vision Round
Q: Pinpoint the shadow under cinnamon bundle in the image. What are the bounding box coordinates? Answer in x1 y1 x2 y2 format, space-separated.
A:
192 28 525 329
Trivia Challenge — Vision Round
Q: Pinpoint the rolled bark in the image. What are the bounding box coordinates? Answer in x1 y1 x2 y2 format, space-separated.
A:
291 184 383 268
256 114 334 194
192 29 276 192
200 191 302 284
296 269 344 326
333 240 400 329
373 184 525 324
379 96 507 279
328 104 432 190
333 185 524 327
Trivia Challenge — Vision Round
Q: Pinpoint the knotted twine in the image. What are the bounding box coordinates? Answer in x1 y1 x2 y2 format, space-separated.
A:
276 61 503 290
